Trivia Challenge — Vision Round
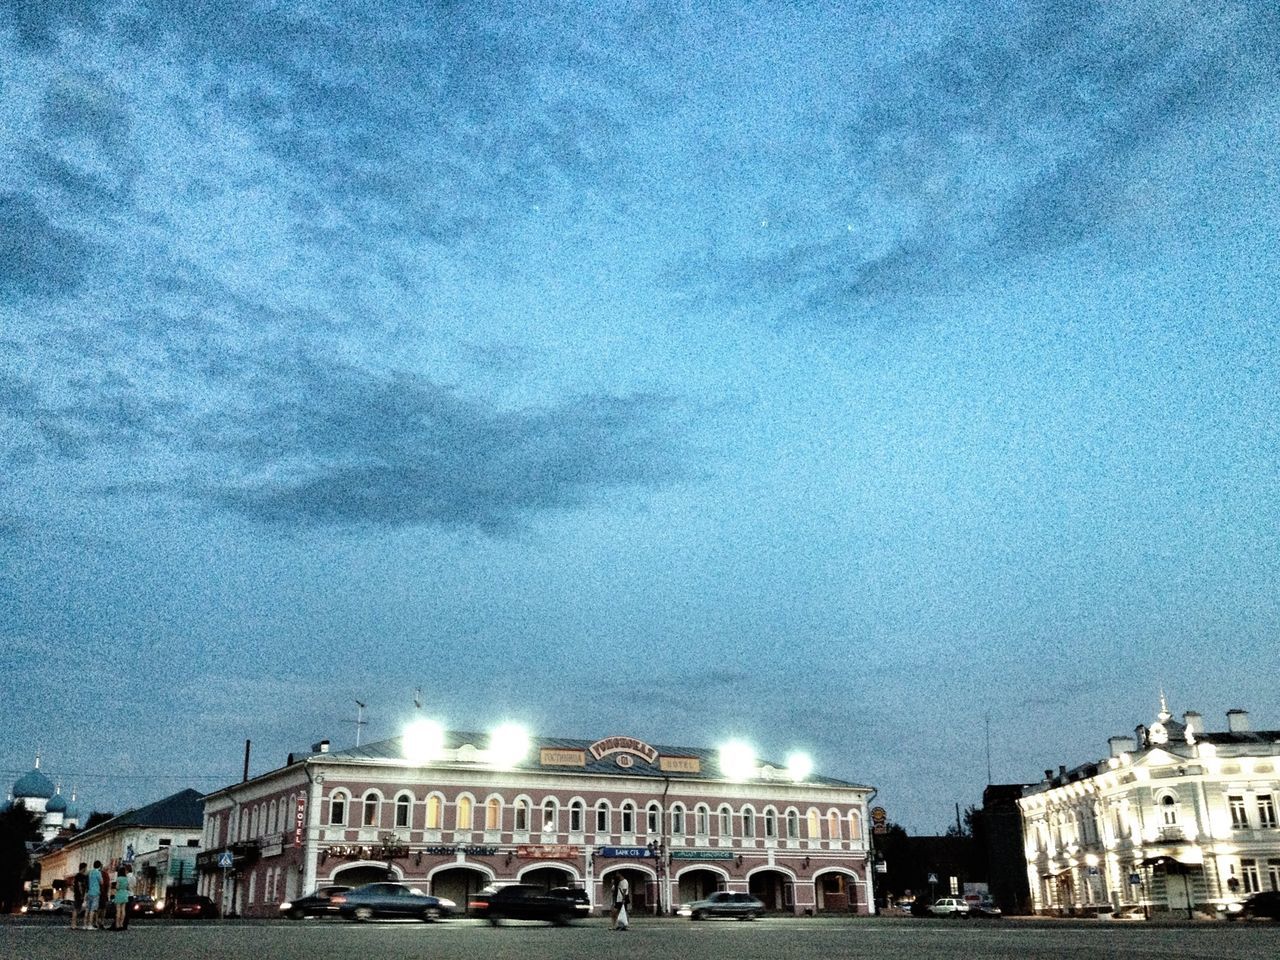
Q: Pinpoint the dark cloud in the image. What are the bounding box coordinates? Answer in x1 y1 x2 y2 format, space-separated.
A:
685 0 1280 319
0 0 112 50
0 193 99 301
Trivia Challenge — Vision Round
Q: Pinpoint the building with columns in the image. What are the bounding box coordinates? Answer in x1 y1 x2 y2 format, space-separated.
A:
198 726 875 918
1018 698 1280 916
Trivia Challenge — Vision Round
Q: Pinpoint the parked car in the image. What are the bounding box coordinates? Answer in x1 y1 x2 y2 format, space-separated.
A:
278 885 351 919
332 882 454 922
170 895 218 918
928 897 971 918
680 891 766 920
127 895 158 916
468 884 586 925
1242 890 1280 921
970 900 1003 918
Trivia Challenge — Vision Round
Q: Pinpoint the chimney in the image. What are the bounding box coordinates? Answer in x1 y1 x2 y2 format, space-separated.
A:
311 739 331 754
1226 709 1250 733
1058 764 1067 777
1043 769 1054 782
1109 735 1137 758
1182 712 1204 735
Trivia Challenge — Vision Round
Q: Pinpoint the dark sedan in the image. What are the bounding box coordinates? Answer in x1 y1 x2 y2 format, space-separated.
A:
332 882 455 922
468 884 586 925
170 895 217 918
680 891 765 920
278 884 351 919
1243 890 1280 920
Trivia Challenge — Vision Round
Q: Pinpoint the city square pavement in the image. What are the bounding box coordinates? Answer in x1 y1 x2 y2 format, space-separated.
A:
4 916 1280 960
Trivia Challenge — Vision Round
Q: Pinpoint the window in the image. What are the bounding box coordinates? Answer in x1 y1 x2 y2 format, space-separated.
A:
1160 794 1178 825
848 810 862 843
828 811 842 841
696 805 710 836
1268 859 1280 892
743 808 754 838
159 838 172 847
1258 795 1277 829
807 809 820 838
621 802 636 834
546 799 561 833
395 794 411 828
426 795 441 829
514 799 529 832
764 808 777 838
363 793 379 827
486 798 502 830
647 803 661 835
1229 795 1249 830
671 805 685 835
268 801 277 834
329 792 348 826
719 806 732 837
1242 858 1260 894
187 838 199 847
786 810 799 839
456 795 473 831
565 799 580 833
596 802 611 834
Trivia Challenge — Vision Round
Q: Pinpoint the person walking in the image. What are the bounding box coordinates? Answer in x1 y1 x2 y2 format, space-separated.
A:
85 861 102 930
71 863 88 929
112 865 130 931
611 875 630 930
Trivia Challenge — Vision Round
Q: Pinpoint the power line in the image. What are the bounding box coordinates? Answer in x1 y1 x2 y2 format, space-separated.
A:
0 768 230 782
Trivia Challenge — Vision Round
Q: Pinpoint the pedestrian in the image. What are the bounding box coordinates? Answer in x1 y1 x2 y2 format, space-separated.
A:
113 865 130 931
611 875 630 930
71 862 88 929
97 862 113 929
86 860 102 930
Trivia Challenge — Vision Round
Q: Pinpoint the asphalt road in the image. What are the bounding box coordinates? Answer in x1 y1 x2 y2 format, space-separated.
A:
4 916 1279 960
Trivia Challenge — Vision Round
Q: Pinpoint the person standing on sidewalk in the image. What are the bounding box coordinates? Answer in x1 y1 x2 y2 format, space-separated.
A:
71 863 88 929
85 861 102 930
112 866 130 931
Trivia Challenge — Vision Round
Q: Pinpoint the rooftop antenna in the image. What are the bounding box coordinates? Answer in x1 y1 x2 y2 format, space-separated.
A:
413 687 423 711
349 699 368 747
985 712 992 784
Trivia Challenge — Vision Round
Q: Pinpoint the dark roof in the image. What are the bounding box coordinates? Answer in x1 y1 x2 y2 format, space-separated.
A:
71 788 205 844
302 731 865 789
1198 730 1280 746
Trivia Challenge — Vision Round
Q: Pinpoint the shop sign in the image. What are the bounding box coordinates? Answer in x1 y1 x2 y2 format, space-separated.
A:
597 846 650 859
420 845 499 856
540 748 586 767
659 756 701 774
260 839 284 858
588 736 658 765
670 850 734 860
327 843 409 860
516 844 580 859
293 795 306 847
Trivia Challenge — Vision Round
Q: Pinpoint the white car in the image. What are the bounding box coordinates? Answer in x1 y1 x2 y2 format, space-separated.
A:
928 897 971 917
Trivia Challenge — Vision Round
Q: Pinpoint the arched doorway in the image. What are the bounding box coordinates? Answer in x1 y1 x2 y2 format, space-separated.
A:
520 865 576 891
331 862 400 886
813 869 858 913
748 868 794 913
431 866 493 915
675 867 726 905
599 865 655 914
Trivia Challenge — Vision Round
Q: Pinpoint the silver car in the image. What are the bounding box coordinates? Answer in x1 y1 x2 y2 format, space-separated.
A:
928 897 971 917
683 891 766 920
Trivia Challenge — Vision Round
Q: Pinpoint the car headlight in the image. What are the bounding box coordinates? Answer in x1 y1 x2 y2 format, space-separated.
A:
279 901 293 911
437 898 456 909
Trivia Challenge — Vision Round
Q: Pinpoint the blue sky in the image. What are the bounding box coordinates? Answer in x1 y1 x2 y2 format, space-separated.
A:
2 1 1277 832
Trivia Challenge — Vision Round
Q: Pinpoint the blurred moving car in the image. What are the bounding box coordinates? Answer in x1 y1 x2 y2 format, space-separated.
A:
970 900 1003 918
928 897 971 917
278 884 351 919
468 884 586 925
679 891 766 920
127 895 158 916
332 882 454 922
1242 890 1280 921
170 895 218 918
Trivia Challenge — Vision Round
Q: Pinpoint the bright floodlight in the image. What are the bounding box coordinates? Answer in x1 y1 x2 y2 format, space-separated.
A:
402 718 445 764
786 751 814 782
719 740 757 781
488 723 531 769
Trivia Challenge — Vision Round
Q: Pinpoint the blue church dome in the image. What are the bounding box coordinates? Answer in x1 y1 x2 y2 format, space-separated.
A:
13 767 55 800
46 793 68 813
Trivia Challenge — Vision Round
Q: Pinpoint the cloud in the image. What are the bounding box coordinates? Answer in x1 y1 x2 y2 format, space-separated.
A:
0 192 100 301
681 0 1280 320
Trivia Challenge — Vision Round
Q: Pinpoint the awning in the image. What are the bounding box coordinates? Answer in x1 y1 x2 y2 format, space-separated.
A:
1141 850 1204 870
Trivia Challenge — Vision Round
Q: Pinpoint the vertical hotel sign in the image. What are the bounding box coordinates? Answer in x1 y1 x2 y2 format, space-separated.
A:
294 795 307 847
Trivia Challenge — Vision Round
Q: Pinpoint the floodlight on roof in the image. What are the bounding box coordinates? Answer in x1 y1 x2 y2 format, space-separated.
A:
718 740 757 781
488 723 531 769
402 718 445 765
786 751 814 782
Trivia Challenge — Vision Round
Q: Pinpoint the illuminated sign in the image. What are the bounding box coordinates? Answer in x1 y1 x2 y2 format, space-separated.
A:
588 736 658 765
670 850 734 860
597 846 650 859
659 756 701 774
516 844 580 859
540 749 586 767
293 796 306 847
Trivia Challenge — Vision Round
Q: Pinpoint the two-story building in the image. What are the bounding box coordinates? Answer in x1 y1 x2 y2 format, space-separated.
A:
1019 698 1280 916
198 725 876 918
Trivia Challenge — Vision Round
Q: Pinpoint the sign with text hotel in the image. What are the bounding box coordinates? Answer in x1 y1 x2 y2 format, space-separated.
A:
539 737 701 773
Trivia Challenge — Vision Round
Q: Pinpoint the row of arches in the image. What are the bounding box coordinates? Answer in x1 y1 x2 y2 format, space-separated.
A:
324 789 861 844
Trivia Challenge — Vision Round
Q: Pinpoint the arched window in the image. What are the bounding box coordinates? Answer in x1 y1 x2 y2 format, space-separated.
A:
719 805 732 837
250 806 259 837
514 798 530 832
268 800 278 835
486 797 502 830
456 795 473 831
596 801 611 834
426 795 442 829
568 799 584 833
329 791 348 826
848 810 862 843
828 811 842 841
647 803 661 835
786 810 799 839
621 801 636 834
1160 794 1178 825
764 807 777 838
362 793 380 827
671 804 686 835
807 809 821 838
695 804 710 836
395 794 412 828
742 807 755 839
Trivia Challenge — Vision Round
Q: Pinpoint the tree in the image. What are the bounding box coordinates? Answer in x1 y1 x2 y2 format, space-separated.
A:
0 803 41 912
83 811 115 830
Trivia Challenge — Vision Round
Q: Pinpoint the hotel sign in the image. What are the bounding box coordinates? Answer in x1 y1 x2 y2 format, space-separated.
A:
516 844 580 859
293 795 306 847
659 756 701 774
540 748 586 767
589 736 658 765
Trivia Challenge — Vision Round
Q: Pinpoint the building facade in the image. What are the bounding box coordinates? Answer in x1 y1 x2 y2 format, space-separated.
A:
199 728 876 918
1019 699 1280 916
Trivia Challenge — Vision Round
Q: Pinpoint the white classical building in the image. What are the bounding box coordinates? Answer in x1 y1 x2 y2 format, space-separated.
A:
199 726 876 919
1019 698 1280 916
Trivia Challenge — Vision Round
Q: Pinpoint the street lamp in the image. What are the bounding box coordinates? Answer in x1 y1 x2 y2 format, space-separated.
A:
402 718 445 764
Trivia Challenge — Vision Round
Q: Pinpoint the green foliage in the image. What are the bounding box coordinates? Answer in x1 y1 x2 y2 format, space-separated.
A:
0 803 41 912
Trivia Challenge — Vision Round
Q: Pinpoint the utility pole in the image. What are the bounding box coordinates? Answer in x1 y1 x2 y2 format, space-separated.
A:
350 700 367 747
984 713 992 784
